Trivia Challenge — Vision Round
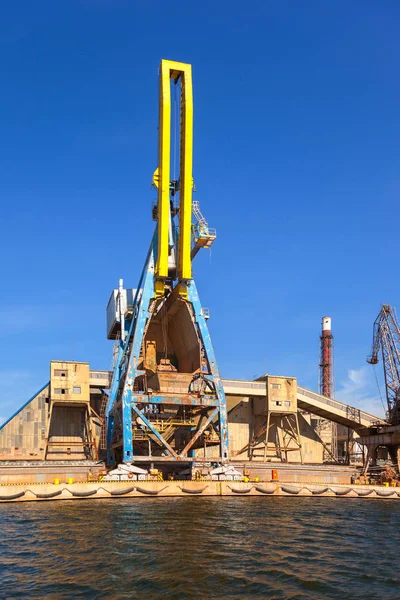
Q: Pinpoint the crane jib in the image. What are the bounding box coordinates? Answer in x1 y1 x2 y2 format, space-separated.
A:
154 60 193 298
367 304 400 425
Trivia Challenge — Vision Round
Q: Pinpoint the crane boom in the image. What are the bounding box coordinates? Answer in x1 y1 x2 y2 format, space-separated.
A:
105 60 229 468
154 60 193 298
367 304 400 424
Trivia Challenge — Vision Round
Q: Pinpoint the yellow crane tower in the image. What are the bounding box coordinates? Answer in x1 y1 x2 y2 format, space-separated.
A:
105 60 229 470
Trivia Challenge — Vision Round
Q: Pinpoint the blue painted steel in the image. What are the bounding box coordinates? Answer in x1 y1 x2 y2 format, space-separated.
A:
106 237 157 463
105 347 122 466
181 406 219 456
131 403 177 458
130 394 218 406
119 243 156 462
0 381 49 431
188 281 229 462
106 237 156 464
106 229 229 465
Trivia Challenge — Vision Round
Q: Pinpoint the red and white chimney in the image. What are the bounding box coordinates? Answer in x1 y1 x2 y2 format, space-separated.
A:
320 316 333 398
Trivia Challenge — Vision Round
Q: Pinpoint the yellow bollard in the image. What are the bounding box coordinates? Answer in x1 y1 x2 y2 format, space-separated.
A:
67 478 74 485
384 482 389 487
54 478 60 485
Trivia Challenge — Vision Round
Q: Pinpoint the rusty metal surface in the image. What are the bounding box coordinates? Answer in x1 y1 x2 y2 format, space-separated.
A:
132 394 218 406
144 340 157 372
153 371 193 394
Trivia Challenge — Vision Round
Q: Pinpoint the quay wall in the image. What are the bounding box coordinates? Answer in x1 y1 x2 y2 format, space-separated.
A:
1 480 400 503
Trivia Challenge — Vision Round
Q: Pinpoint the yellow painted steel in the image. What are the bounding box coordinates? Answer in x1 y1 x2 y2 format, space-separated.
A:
154 61 172 294
154 59 193 298
177 63 193 290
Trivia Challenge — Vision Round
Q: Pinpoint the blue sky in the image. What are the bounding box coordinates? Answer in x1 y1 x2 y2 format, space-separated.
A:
1 1 399 422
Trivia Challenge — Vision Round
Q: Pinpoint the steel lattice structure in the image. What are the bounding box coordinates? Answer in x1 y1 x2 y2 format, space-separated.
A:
105 60 228 467
367 304 400 425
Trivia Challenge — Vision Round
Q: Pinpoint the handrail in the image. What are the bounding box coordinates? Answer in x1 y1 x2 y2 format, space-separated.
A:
221 378 382 424
89 371 383 425
90 370 111 380
297 386 380 424
222 379 266 390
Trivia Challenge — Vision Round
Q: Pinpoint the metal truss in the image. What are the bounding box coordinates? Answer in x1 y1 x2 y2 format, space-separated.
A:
105 236 229 466
367 304 400 425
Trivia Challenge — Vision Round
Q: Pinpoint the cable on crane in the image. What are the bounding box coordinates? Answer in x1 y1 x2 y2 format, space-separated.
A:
372 363 386 415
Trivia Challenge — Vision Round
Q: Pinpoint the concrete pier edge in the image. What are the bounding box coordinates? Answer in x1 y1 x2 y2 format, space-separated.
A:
0 480 400 502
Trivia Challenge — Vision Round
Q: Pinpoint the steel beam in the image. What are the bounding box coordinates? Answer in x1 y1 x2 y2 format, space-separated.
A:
154 60 172 294
127 455 218 462
106 61 229 467
131 404 178 458
188 281 229 462
177 62 193 288
180 407 219 456
131 394 218 406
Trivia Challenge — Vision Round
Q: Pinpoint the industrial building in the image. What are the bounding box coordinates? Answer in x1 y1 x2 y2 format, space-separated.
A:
0 59 397 481
0 361 379 468
0 363 109 461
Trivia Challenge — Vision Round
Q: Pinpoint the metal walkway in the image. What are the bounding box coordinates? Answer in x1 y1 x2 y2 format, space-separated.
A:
221 379 383 431
92 371 383 432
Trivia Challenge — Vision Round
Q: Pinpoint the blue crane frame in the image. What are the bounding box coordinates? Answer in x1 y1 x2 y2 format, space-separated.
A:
105 59 229 466
105 233 229 466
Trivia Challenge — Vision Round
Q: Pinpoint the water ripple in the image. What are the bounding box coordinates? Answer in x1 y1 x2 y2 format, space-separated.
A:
1 497 400 599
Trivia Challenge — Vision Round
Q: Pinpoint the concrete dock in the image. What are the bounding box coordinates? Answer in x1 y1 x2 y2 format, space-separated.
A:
1 480 400 503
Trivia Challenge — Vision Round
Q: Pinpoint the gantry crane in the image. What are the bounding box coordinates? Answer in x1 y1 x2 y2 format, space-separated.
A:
105 60 228 469
358 303 400 472
367 304 400 425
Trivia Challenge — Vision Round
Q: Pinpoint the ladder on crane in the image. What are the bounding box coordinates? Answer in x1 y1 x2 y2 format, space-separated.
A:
191 200 216 258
